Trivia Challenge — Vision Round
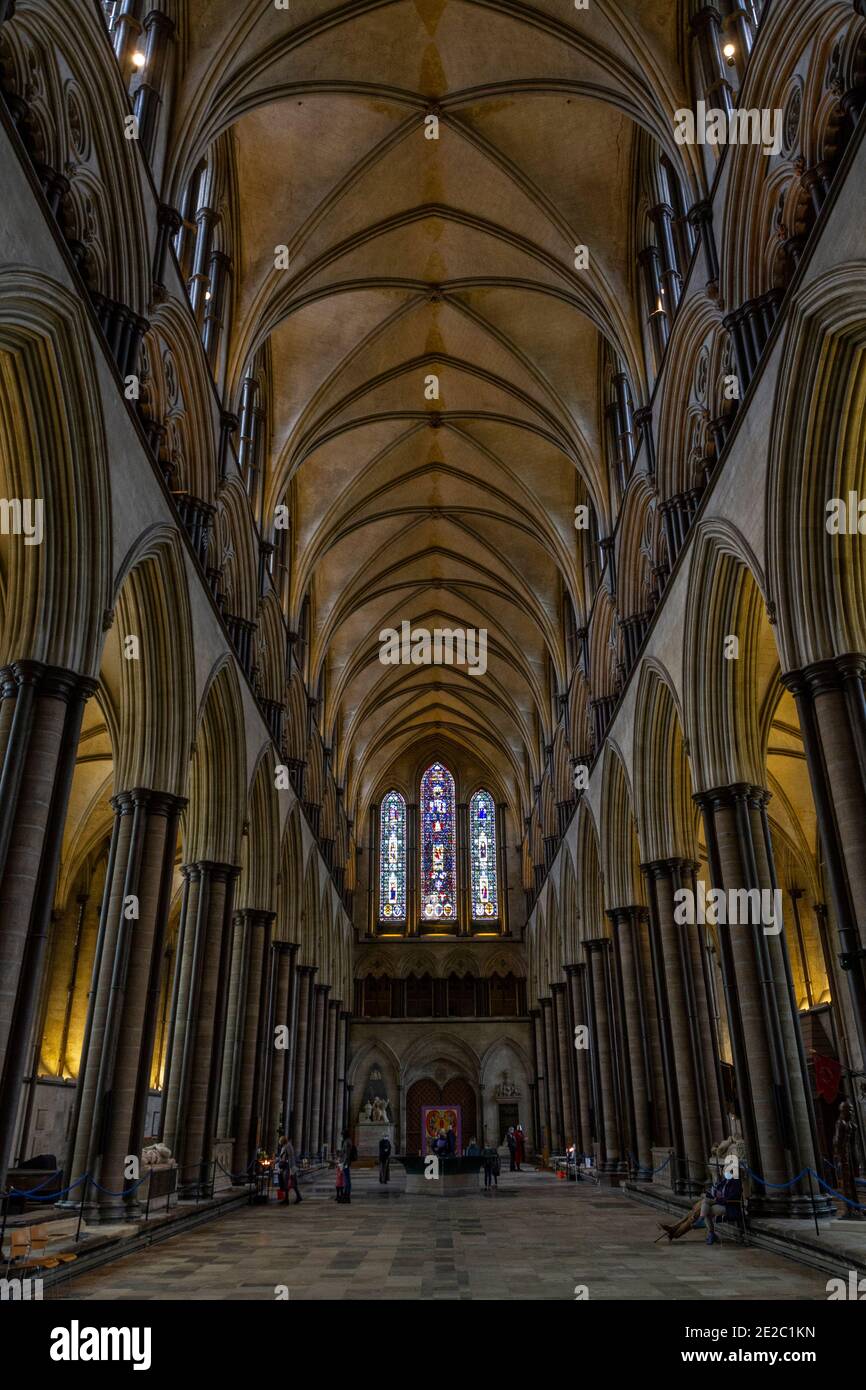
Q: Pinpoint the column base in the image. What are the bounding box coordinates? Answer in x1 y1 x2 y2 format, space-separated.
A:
749 1193 835 1220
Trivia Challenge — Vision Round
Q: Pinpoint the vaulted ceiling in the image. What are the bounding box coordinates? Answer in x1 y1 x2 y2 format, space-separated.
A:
169 0 698 819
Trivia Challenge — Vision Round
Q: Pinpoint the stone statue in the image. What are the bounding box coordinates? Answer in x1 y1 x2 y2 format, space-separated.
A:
833 1099 864 1219
360 1099 373 1122
371 1096 390 1124
142 1142 175 1168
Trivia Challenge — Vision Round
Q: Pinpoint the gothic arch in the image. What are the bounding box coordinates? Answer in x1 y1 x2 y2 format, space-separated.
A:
184 657 247 865
107 526 196 797
766 262 866 671
683 522 776 791
0 269 110 675
632 658 696 862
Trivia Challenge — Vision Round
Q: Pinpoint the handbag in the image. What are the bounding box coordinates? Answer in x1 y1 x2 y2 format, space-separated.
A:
335 1164 345 1189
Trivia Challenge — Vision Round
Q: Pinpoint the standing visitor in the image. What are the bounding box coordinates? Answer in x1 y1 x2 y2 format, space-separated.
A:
338 1128 355 1204
514 1125 525 1172
482 1143 499 1191
445 1124 456 1156
378 1133 392 1184
277 1135 301 1205
506 1126 517 1172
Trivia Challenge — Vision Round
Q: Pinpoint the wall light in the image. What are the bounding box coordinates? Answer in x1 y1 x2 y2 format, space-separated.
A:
723 42 736 66
132 50 146 69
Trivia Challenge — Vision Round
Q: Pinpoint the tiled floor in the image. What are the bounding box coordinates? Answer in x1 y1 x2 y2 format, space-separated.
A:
61 1167 829 1301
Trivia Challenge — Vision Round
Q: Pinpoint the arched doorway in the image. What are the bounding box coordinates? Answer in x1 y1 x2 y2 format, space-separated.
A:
405 1077 477 1154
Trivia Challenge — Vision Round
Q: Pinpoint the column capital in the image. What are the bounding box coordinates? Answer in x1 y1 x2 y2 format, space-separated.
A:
1 660 98 702
272 939 299 956
782 653 866 699
183 860 242 882
143 7 176 38
640 857 698 878
157 202 182 235
297 963 318 978
110 788 187 817
693 783 769 811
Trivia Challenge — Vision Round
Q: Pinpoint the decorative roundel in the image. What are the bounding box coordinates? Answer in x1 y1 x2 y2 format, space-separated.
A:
695 346 710 403
65 83 90 162
782 83 802 158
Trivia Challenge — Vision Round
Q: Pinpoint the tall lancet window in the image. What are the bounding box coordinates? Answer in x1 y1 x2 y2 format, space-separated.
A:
470 789 498 921
420 761 457 922
379 790 406 922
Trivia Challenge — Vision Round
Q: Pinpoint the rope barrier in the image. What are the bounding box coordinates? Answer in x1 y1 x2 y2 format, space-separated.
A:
5 1173 90 1201
809 1170 866 1211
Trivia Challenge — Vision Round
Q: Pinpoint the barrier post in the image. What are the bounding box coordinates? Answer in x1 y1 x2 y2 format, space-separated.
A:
75 1175 89 1242
807 1169 820 1239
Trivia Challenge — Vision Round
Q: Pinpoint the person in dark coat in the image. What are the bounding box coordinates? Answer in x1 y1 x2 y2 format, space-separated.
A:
506 1126 517 1172
378 1133 392 1184
482 1143 499 1191
445 1125 456 1156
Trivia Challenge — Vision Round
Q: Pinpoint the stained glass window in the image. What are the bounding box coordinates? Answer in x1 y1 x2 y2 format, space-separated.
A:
420 761 457 922
470 789 498 920
378 790 406 922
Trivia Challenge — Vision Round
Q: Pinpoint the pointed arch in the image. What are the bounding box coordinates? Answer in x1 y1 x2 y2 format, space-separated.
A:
0 270 111 675
185 658 247 865
633 659 696 862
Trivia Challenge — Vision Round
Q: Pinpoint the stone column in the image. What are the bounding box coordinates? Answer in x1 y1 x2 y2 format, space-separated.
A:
231 911 274 1175
688 199 720 295
782 659 866 1065
641 862 724 1192
267 942 297 1145
407 801 419 936
68 789 184 1218
218 912 249 1139
583 939 624 1177
540 998 563 1151
290 965 315 1151
132 8 175 160
0 662 95 1189
335 1009 350 1138
565 964 591 1154
307 983 329 1154
321 998 339 1156
607 906 654 1176
552 982 576 1146
530 1007 551 1154
160 862 240 1194
696 785 828 1216
457 802 470 934
567 967 592 1150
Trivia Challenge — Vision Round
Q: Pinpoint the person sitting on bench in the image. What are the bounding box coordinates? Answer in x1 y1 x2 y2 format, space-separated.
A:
657 1172 742 1245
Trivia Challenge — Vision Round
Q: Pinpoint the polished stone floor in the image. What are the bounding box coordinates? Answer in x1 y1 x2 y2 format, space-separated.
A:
61 1166 828 1301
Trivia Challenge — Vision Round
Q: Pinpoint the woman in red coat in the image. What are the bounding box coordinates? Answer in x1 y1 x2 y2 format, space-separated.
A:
514 1125 525 1171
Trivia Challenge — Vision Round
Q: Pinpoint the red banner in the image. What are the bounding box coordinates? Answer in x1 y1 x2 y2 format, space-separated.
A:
814 1054 841 1103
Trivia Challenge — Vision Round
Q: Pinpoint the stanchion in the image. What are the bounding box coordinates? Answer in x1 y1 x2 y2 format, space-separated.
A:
807 1169 820 1239
75 1174 89 1242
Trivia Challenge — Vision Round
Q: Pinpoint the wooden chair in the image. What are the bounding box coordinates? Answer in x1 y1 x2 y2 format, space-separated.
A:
3 1225 76 1275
